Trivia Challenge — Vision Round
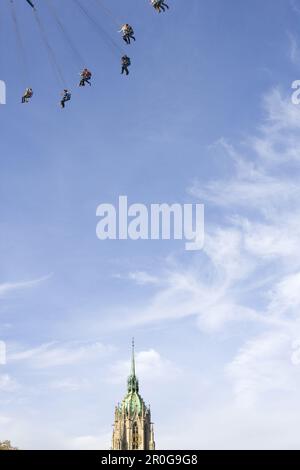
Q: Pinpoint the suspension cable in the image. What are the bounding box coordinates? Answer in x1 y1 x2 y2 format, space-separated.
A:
33 8 67 88
92 0 123 29
9 0 28 83
74 0 125 59
45 0 85 69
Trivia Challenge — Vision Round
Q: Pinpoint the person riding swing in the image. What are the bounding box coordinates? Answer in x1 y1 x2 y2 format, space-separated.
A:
121 55 131 75
21 87 33 104
119 24 136 45
79 68 92 87
151 0 170 13
60 89 71 108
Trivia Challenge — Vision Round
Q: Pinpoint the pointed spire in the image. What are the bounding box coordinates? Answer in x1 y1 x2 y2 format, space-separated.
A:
127 338 139 393
131 337 136 377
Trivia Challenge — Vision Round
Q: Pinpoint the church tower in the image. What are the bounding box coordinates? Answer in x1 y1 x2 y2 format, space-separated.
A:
112 340 155 450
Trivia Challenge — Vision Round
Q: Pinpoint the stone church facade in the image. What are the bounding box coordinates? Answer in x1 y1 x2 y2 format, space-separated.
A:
112 341 155 450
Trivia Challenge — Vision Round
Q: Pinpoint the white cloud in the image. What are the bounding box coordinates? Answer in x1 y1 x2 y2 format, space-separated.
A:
3 87 300 450
226 332 297 406
268 272 300 314
158 404 300 450
108 349 181 385
128 271 159 285
290 0 300 16
0 374 18 392
66 433 111 450
10 341 112 368
110 88 300 417
0 415 12 426
0 415 110 450
291 340 300 365
50 378 90 392
243 220 300 260
113 271 159 285
0 275 52 299
288 33 300 65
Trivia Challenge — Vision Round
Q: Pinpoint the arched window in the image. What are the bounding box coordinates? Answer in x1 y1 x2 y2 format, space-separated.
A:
132 422 139 450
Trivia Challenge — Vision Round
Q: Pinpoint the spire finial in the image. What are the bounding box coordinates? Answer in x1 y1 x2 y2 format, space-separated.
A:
131 337 135 376
127 337 139 393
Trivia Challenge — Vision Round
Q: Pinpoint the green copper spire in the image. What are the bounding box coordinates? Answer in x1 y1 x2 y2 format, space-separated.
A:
120 339 144 417
131 337 136 376
127 338 139 393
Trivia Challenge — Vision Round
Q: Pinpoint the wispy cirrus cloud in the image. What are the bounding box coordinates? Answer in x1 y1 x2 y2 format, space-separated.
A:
290 0 300 16
1 87 300 450
10 341 113 369
287 32 300 66
0 275 52 299
110 88 300 412
50 378 91 392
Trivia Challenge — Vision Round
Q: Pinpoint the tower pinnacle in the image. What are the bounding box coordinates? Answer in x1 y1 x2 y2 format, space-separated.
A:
111 340 156 450
131 337 136 377
127 338 139 393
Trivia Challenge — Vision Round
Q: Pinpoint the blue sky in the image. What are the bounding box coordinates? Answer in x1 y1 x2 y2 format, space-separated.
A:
1 0 300 449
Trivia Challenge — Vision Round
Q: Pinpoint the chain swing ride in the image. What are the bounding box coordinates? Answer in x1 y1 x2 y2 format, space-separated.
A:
7 0 171 108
